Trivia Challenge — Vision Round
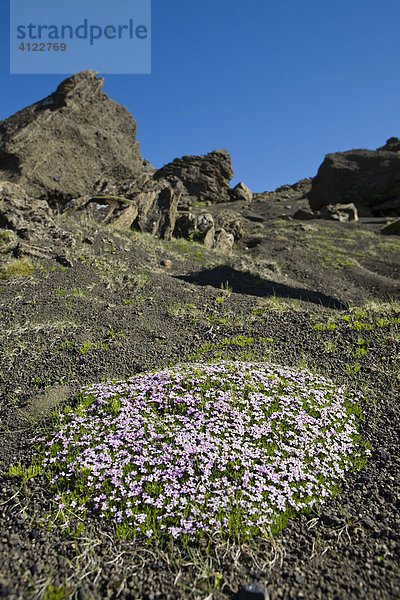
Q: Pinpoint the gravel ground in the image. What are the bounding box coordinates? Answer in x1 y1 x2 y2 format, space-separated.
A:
0 219 399 599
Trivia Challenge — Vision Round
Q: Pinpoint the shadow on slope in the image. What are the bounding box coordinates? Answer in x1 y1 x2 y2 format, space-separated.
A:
174 265 348 310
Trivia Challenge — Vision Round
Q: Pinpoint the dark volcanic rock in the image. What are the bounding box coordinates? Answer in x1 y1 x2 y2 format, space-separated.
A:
173 211 215 248
65 176 180 241
0 70 143 206
214 210 245 241
231 182 253 203
153 149 234 205
308 138 400 216
0 181 75 257
319 202 359 222
294 202 358 222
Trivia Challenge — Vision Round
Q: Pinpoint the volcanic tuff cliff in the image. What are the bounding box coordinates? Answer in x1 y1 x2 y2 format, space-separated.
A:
0 70 144 205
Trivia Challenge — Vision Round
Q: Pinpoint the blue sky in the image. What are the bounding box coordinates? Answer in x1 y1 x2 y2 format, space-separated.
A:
1 0 400 192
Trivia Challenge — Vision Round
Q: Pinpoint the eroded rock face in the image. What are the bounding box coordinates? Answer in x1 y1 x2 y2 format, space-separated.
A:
214 211 245 241
0 181 75 257
0 70 144 206
153 149 234 205
214 229 234 252
0 181 54 237
308 139 400 216
65 176 180 240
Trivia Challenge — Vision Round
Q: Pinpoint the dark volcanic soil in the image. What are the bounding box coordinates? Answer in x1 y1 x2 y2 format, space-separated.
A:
0 208 399 599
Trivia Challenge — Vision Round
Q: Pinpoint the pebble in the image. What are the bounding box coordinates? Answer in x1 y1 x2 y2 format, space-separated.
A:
55 255 73 268
361 516 375 529
294 571 305 584
239 581 269 600
321 511 344 528
160 259 172 268
376 448 391 462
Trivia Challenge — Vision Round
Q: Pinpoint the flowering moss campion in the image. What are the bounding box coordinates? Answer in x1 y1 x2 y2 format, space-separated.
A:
35 361 370 541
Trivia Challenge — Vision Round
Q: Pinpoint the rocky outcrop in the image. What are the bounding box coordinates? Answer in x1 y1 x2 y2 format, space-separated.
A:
0 181 74 257
254 178 312 203
153 149 234 206
214 211 245 240
294 202 358 222
231 182 253 203
173 211 234 251
213 229 234 252
173 212 215 248
64 176 180 240
308 139 400 216
0 70 144 206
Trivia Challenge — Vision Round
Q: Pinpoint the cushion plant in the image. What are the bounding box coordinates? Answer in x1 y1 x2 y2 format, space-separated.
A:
35 361 370 542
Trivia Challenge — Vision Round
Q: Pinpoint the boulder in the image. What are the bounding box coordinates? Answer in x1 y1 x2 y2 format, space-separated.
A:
0 70 144 206
231 182 253 203
308 139 400 216
381 218 400 236
153 149 234 205
195 213 215 248
214 211 245 241
214 229 234 252
319 203 358 222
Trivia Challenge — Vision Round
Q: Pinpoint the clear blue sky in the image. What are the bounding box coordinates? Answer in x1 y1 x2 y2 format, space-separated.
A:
1 0 400 193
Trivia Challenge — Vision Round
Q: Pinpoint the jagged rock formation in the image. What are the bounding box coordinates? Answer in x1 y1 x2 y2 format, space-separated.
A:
214 211 245 241
2 68 400 261
231 182 253 203
173 211 235 251
154 149 234 206
64 175 180 241
0 181 74 260
0 70 144 205
308 138 400 216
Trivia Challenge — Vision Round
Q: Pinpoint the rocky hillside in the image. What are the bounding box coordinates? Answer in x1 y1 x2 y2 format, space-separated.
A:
1 69 400 273
0 71 399 600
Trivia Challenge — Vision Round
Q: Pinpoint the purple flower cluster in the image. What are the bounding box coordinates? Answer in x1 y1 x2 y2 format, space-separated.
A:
36 361 370 541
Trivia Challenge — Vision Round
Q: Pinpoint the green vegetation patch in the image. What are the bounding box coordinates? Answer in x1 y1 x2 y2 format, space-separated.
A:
0 259 36 279
31 361 370 543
